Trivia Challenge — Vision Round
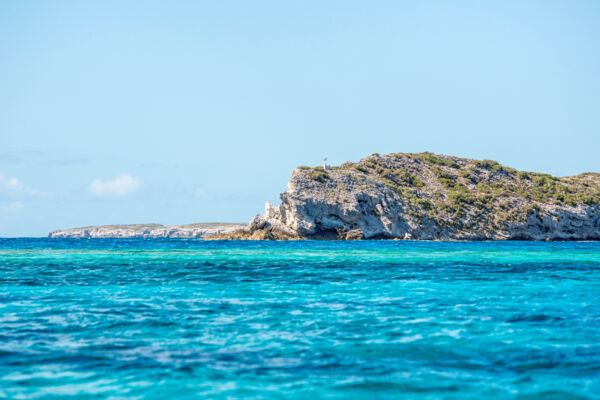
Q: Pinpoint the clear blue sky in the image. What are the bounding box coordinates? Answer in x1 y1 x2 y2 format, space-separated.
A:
1 1 599 237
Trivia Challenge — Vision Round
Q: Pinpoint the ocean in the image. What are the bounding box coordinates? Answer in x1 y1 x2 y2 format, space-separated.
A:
1 239 599 399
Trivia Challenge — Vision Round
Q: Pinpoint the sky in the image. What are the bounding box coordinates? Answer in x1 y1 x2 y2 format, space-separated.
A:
1 0 599 237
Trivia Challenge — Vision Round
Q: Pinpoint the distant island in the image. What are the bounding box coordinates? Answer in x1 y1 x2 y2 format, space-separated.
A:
48 223 245 239
50 152 600 241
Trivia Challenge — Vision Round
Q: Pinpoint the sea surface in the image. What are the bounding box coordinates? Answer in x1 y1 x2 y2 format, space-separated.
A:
0 239 599 399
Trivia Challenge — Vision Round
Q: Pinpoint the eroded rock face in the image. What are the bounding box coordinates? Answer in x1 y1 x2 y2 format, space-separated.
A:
243 152 600 240
48 223 246 239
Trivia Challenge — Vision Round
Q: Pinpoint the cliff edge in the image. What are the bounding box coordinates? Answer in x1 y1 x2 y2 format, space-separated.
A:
216 152 600 240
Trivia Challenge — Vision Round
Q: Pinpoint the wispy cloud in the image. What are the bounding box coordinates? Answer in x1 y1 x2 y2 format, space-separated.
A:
0 172 23 192
90 174 142 197
0 151 44 165
194 187 209 199
42 158 88 166
1 201 23 213
0 151 87 167
0 170 40 199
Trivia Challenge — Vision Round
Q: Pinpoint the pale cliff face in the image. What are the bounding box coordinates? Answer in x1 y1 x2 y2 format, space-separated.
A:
249 152 600 240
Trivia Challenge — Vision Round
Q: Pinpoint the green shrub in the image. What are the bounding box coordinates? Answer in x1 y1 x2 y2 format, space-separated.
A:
438 178 455 188
380 170 395 180
417 199 434 210
532 174 549 186
432 167 454 179
459 170 471 179
490 164 516 174
420 153 459 168
475 159 500 170
448 191 475 205
308 170 329 182
364 158 378 169
411 176 425 188
517 171 530 180
394 169 424 188
581 196 599 205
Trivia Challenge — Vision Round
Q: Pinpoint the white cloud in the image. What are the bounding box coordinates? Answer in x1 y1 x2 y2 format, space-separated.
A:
90 174 142 197
0 171 24 192
1 201 23 213
0 170 40 199
194 187 208 199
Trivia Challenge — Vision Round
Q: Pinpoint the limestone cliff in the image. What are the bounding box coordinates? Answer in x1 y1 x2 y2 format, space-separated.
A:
48 223 245 239
221 152 600 240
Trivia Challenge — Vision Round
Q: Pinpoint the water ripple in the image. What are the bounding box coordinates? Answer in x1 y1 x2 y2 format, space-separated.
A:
0 239 599 399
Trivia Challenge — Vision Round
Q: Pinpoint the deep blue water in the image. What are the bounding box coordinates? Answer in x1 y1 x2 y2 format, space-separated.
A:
1 239 599 399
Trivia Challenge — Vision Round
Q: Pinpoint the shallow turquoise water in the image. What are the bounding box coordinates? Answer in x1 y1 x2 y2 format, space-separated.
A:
1 239 599 399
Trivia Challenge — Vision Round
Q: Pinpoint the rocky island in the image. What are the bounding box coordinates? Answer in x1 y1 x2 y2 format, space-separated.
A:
48 223 245 239
216 152 600 240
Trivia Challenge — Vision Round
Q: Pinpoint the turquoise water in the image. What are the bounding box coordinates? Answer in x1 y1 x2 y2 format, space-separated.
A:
1 239 599 399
